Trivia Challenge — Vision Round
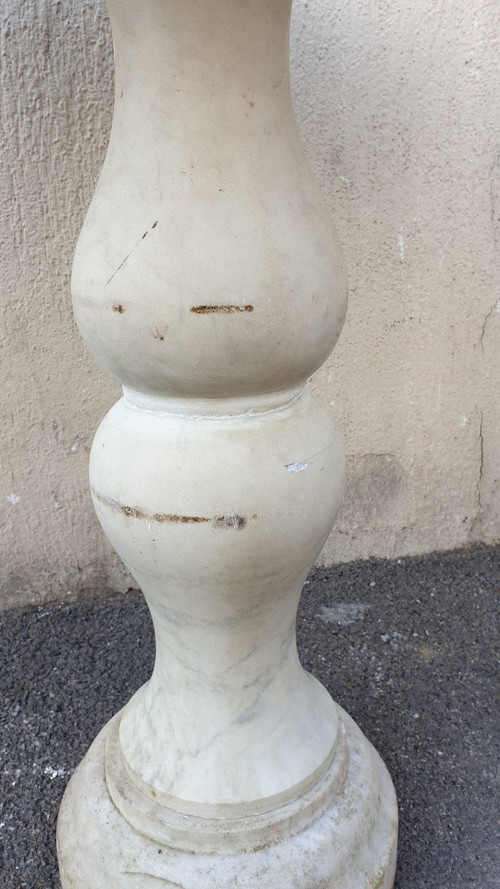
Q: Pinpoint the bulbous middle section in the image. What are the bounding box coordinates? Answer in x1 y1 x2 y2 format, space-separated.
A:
90 389 345 810
71 0 348 398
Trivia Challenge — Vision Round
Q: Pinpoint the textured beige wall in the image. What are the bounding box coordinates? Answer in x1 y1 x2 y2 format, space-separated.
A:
1 0 498 609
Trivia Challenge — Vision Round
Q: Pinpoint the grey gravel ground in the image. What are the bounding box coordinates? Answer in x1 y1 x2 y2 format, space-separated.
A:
1 545 499 889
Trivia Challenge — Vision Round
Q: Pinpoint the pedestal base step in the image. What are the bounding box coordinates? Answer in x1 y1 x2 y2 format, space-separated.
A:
57 705 397 889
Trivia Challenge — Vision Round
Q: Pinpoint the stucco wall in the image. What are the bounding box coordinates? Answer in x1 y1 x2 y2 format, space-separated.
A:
1 0 498 609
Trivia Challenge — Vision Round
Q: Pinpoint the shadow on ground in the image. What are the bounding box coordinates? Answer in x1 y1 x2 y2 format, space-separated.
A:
1 546 498 888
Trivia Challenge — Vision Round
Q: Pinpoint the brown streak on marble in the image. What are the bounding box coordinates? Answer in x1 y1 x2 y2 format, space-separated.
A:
92 490 247 528
190 305 253 314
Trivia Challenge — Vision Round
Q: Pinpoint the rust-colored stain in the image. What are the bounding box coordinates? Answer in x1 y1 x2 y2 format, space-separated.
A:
112 304 125 313
190 305 253 314
92 490 248 529
417 643 439 665
157 513 210 524
120 504 146 519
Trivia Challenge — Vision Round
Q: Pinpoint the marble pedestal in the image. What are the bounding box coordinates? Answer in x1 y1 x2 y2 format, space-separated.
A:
57 0 398 885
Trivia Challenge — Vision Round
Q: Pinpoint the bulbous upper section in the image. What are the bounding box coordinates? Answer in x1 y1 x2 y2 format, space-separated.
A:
72 0 348 398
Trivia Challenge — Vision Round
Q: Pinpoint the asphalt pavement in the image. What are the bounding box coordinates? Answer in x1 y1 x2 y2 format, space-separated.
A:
1 545 498 888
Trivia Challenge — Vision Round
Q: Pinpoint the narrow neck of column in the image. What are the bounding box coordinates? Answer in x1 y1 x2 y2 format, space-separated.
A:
122 384 306 418
108 0 293 127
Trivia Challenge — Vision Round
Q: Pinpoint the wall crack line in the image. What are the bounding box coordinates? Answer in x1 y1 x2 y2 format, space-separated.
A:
479 299 499 352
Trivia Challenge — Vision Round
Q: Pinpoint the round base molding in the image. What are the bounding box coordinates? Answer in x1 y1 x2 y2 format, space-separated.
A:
57 705 397 889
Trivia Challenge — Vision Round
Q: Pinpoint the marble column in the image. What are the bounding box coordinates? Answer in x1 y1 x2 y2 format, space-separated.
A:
57 1 398 886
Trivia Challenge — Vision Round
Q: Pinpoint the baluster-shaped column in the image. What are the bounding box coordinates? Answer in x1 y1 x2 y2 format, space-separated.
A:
57 1 397 886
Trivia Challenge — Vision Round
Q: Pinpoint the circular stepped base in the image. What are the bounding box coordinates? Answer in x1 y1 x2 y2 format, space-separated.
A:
57 705 397 889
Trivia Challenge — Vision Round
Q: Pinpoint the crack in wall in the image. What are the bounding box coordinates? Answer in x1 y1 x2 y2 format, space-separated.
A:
479 298 499 352
489 150 500 245
470 411 484 537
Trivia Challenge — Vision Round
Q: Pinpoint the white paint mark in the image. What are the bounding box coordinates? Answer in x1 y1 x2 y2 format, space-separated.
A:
286 461 308 474
318 603 370 626
70 440 79 454
398 227 405 262
340 176 351 185
327 371 332 384
7 493 20 505
460 415 468 426
44 765 68 780
380 631 404 645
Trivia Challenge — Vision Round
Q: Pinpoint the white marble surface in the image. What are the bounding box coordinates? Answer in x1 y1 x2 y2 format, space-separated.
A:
90 389 344 811
58 705 397 888
71 0 348 399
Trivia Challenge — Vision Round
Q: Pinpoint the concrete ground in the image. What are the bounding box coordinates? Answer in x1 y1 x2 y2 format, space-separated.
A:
1 545 498 888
